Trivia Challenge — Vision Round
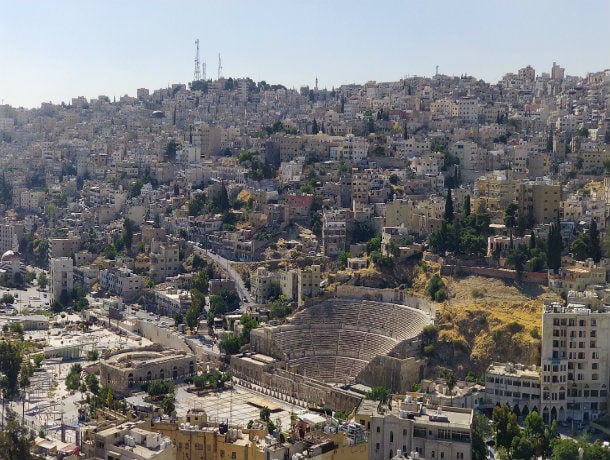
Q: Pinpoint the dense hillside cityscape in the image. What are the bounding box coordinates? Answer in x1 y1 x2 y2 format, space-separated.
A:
1 62 610 460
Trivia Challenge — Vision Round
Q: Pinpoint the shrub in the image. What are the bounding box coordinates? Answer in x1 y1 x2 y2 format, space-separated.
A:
471 287 486 298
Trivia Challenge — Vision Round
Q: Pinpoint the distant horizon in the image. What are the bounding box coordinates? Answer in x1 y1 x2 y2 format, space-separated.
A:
3 64 609 111
1 0 608 109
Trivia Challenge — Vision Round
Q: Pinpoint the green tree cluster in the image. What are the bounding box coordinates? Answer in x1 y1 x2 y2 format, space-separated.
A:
570 220 601 263
428 205 491 257
426 274 447 302
187 369 232 390
206 287 239 327
365 386 391 404
65 363 82 391
238 150 276 181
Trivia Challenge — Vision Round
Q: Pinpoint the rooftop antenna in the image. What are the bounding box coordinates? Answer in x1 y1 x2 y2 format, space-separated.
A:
315 76 318 91
435 65 439 76
194 39 202 81
218 53 223 80
202 60 207 81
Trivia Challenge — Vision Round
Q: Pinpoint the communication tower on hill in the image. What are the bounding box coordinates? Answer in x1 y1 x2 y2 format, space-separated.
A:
194 39 202 81
202 60 206 81
218 53 223 80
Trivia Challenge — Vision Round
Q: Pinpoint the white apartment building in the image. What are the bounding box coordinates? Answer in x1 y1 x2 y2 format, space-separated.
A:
540 302 610 424
49 257 74 302
484 362 541 416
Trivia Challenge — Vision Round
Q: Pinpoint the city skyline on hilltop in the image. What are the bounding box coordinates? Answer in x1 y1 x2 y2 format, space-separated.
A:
1 0 609 108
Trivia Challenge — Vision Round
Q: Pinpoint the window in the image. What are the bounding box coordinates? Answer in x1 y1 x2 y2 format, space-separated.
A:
376 427 380 433
390 431 394 442
231 453 236 460
376 443 380 451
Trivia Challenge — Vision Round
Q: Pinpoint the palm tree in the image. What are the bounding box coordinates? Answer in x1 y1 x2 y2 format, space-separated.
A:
444 371 457 407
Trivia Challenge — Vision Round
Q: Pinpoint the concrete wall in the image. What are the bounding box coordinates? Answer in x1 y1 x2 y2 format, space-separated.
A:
356 355 425 394
334 285 435 314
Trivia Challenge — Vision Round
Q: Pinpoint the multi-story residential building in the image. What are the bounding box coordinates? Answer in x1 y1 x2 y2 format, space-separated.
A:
48 236 80 259
280 268 298 301
0 221 23 255
298 264 321 305
540 301 610 424
515 179 561 225
484 362 541 416
49 257 74 302
322 210 348 257
100 267 143 301
547 259 608 295
150 240 181 283
360 397 473 460
250 266 278 304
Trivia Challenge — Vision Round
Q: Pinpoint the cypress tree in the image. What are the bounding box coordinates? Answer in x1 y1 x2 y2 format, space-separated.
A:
463 195 471 217
590 219 601 263
547 218 563 271
444 188 454 222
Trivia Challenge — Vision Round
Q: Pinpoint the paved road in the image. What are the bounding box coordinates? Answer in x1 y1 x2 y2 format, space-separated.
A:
193 246 253 306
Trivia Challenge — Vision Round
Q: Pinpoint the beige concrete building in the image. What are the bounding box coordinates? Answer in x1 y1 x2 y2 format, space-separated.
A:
49 256 74 302
516 180 560 225
540 302 610 424
361 397 473 460
82 421 176 460
150 240 181 283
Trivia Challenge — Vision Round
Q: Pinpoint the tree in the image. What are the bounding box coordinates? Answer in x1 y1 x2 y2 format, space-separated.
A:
159 395 175 415
504 203 518 237
312 119 319 135
471 412 491 460
0 408 35 460
1 293 14 305
174 312 184 327
443 370 457 406
492 405 519 451
365 386 391 403
389 174 399 185
185 306 200 331
506 245 529 280
65 364 82 391
463 195 471 217
444 188 454 222
37 272 48 290
550 438 579 460
260 406 271 422
85 374 100 395
123 218 134 255
511 434 534 460
219 334 240 355
589 220 601 263
547 217 563 271
0 341 22 398
426 274 447 302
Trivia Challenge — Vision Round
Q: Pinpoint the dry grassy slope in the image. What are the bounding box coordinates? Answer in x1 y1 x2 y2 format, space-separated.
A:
432 275 562 375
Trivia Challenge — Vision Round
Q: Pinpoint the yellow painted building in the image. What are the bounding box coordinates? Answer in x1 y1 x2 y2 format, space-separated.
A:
142 410 368 460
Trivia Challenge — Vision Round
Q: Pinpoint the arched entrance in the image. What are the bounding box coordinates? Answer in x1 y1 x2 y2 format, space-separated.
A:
522 406 529 418
173 366 178 379
550 407 557 422
542 407 550 424
160 369 164 380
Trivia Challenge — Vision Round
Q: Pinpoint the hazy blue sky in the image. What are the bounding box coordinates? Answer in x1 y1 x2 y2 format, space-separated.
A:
1 0 608 108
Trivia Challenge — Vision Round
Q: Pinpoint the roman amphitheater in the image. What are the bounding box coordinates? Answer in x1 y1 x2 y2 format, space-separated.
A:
234 298 433 411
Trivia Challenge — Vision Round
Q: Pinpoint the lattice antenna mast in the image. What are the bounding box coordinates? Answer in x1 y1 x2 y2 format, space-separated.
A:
202 61 206 81
218 53 223 80
194 39 202 81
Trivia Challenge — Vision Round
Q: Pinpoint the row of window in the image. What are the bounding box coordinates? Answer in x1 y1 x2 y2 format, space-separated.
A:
552 318 597 327
551 340 597 349
553 328 596 338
